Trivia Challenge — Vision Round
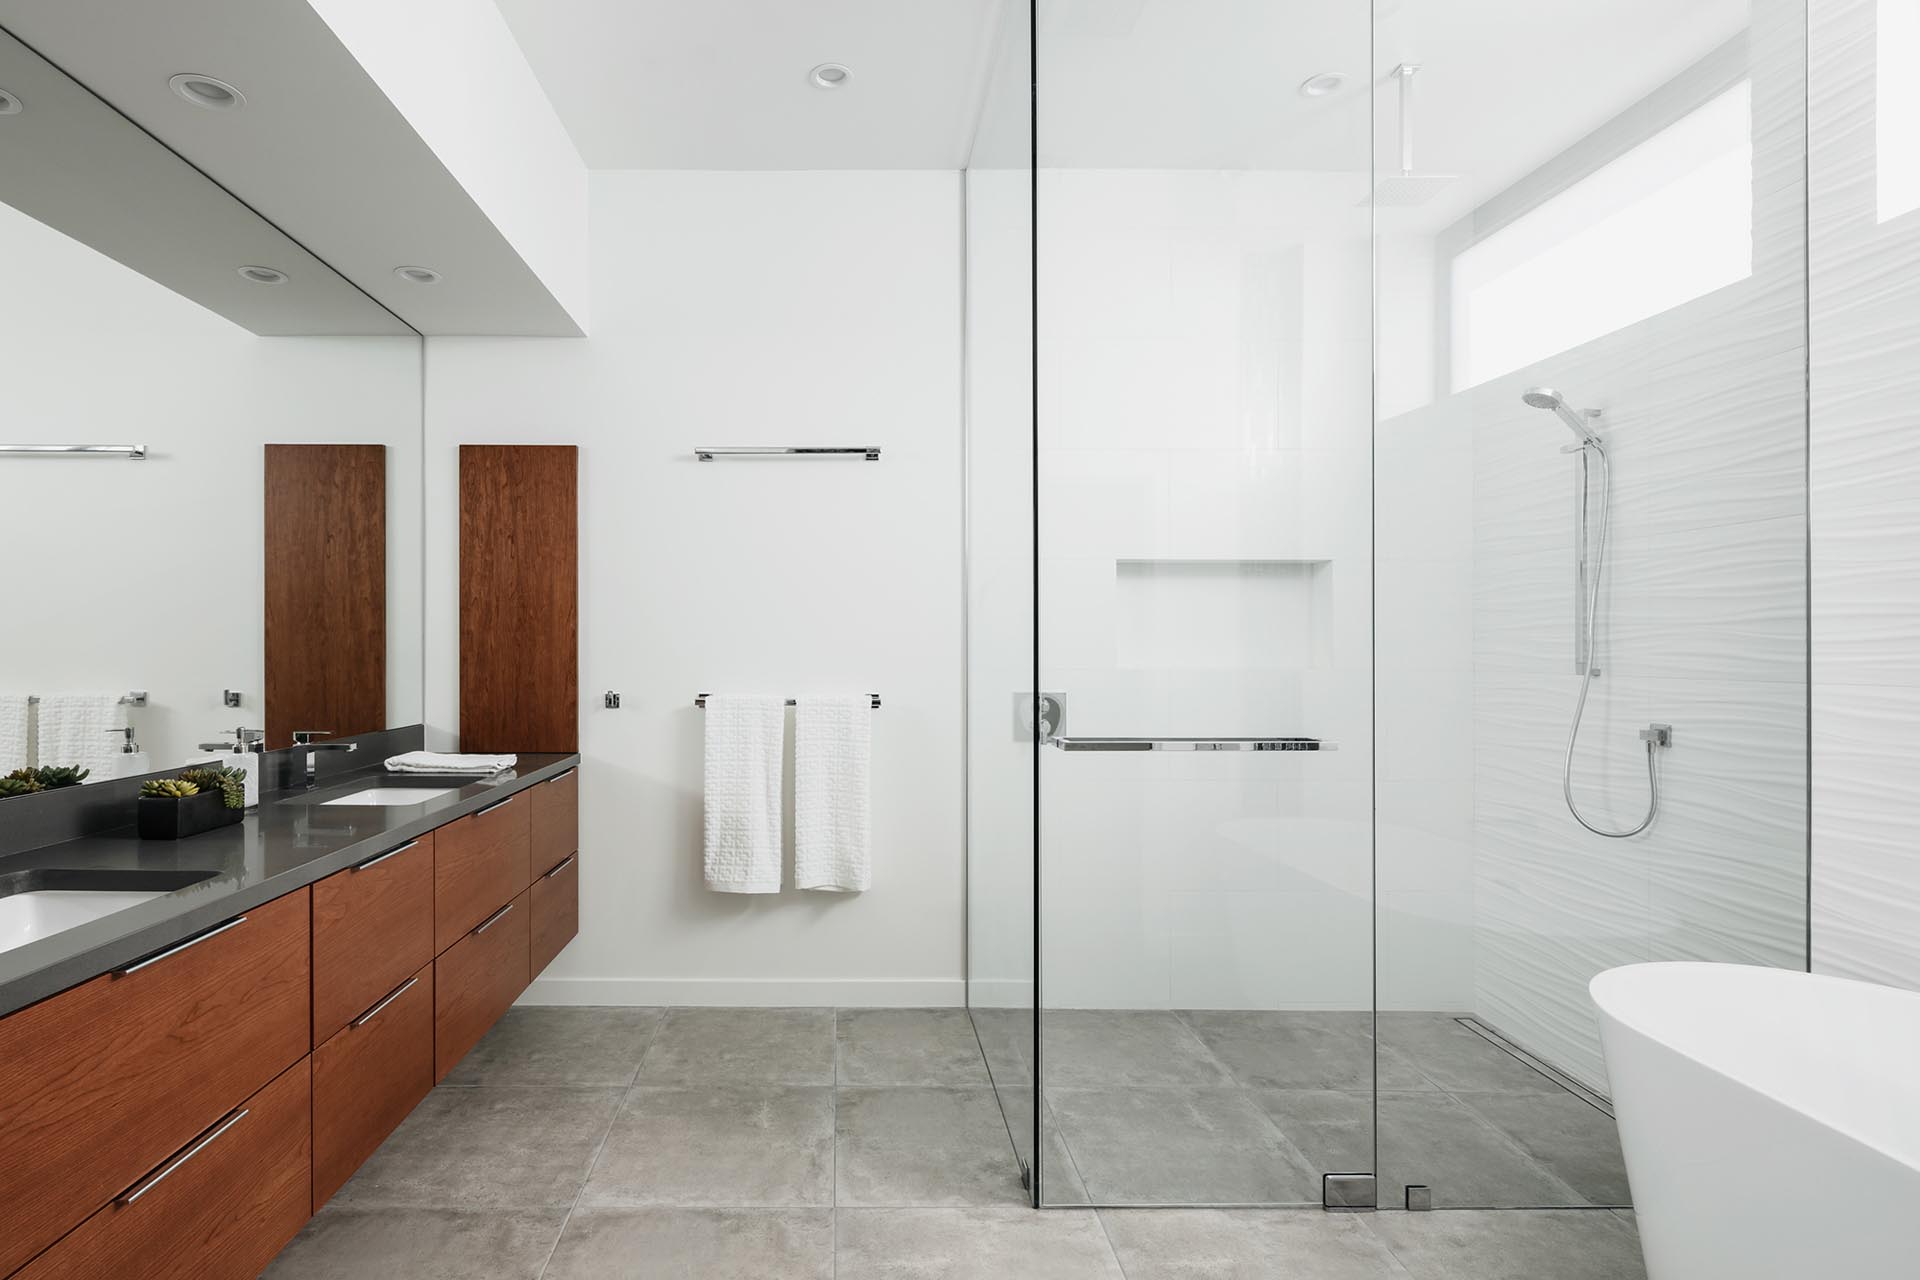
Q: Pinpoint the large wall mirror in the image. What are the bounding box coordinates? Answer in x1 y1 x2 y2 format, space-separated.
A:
0 24 422 785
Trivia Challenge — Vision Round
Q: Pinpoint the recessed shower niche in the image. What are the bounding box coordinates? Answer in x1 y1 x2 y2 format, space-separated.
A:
1114 558 1333 672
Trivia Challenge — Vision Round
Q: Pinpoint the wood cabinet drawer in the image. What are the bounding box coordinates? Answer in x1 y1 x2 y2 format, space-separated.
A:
531 768 578 878
531 851 579 978
312 964 433 1210
0 890 310 1277
312 832 435 1041
434 794 531 951
433 889 529 1082
15 1056 312 1280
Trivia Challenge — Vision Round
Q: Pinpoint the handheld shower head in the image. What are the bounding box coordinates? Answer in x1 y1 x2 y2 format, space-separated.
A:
1523 386 1603 447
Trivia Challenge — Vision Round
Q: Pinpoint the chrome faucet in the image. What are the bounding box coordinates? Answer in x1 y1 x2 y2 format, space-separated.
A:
292 730 359 788
197 727 264 754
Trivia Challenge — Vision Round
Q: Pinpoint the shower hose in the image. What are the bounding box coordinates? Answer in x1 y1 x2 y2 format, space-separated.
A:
1563 442 1661 839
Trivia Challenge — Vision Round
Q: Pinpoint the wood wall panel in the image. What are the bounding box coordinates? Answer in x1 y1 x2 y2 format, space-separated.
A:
264 444 387 751
458 445 577 752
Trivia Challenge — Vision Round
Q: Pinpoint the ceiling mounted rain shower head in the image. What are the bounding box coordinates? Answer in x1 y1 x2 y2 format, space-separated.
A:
1363 63 1459 208
1523 386 1603 447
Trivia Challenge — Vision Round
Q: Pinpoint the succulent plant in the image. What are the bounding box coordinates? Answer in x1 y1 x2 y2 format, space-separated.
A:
0 776 46 798
180 765 246 810
32 765 90 789
4 768 36 784
140 778 200 799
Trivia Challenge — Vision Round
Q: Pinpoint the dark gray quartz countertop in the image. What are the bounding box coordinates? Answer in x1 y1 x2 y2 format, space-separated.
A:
0 752 579 1018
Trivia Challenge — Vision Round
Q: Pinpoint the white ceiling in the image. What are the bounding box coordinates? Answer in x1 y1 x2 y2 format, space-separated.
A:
498 0 1750 224
494 0 1008 170
0 0 583 334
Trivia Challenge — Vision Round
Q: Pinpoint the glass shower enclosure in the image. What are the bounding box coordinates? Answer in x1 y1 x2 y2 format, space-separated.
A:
965 0 1808 1211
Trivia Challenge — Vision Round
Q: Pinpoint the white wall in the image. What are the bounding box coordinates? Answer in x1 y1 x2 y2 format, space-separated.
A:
424 170 965 1007
1375 6 1808 1090
1809 0 1920 989
0 199 422 776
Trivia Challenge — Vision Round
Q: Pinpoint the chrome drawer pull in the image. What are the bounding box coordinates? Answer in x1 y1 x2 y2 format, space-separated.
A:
551 768 577 781
541 854 577 881
351 976 419 1028
472 902 514 935
118 1107 249 1204
476 794 516 816
353 840 417 871
116 916 246 976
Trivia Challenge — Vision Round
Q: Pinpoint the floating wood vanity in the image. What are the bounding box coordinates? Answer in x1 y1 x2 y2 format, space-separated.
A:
0 765 580 1279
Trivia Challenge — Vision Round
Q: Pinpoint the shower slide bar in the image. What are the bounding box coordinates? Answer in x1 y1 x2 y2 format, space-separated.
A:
1049 737 1332 752
694 693 881 708
694 446 880 461
0 444 146 458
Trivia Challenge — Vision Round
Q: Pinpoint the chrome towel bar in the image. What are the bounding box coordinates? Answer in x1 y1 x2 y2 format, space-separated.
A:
0 443 146 458
694 446 880 461
26 691 147 706
695 693 881 709
1049 736 1333 752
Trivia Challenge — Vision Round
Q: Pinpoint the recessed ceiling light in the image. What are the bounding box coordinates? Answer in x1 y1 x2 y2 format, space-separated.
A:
393 265 442 284
169 73 245 111
810 63 852 89
1299 72 1347 98
0 87 21 116
237 265 288 285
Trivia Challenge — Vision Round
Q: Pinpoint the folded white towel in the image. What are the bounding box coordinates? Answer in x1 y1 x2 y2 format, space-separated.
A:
0 695 28 774
795 695 872 892
36 693 128 779
385 751 518 774
703 696 785 894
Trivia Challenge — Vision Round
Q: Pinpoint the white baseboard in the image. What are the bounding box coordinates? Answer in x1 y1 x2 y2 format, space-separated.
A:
519 976 966 1008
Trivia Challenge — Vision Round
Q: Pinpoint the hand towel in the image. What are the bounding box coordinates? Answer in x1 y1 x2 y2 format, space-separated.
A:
36 693 128 779
794 695 872 892
0 696 28 774
384 751 518 775
703 696 785 894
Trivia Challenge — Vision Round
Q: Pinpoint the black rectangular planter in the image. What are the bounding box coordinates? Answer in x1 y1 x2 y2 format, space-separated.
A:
136 789 243 841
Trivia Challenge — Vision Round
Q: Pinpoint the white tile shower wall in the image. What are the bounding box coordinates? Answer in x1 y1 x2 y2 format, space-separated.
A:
0 200 422 773
1809 0 1920 989
1384 5 1808 1089
1030 169 1380 1011
423 171 965 1007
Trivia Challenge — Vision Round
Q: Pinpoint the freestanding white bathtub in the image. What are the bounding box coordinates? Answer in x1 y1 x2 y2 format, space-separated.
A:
1592 962 1920 1279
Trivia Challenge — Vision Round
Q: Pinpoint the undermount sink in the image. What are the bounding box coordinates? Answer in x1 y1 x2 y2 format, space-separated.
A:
0 869 220 954
320 786 459 807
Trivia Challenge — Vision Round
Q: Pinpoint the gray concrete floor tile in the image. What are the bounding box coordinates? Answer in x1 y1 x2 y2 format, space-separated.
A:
1101 1207 1415 1279
262 1207 566 1279
581 1085 835 1207
836 1208 1124 1280
838 1008 993 1086
1366 1208 1647 1280
441 1006 663 1088
636 1007 836 1085
331 1087 623 1211
543 1208 834 1279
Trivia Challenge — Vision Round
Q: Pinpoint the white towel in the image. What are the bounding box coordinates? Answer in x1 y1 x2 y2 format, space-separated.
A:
0 696 28 774
703 696 785 894
384 751 518 774
795 695 873 892
36 693 127 779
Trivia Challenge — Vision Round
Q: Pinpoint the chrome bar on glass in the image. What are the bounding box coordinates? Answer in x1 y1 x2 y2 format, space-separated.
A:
0 443 146 458
1049 737 1333 752
695 693 882 708
694 446 880 461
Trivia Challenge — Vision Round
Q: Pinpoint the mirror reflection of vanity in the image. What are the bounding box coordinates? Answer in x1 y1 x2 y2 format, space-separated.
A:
0 25 422 784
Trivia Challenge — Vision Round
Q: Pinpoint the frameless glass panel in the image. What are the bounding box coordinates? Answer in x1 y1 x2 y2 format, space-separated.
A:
964 0 1038 1190
1372 0 1809 1210
1032 0 1374 1208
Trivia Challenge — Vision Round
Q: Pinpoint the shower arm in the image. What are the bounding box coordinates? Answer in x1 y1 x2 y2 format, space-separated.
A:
1394 63 1419 177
